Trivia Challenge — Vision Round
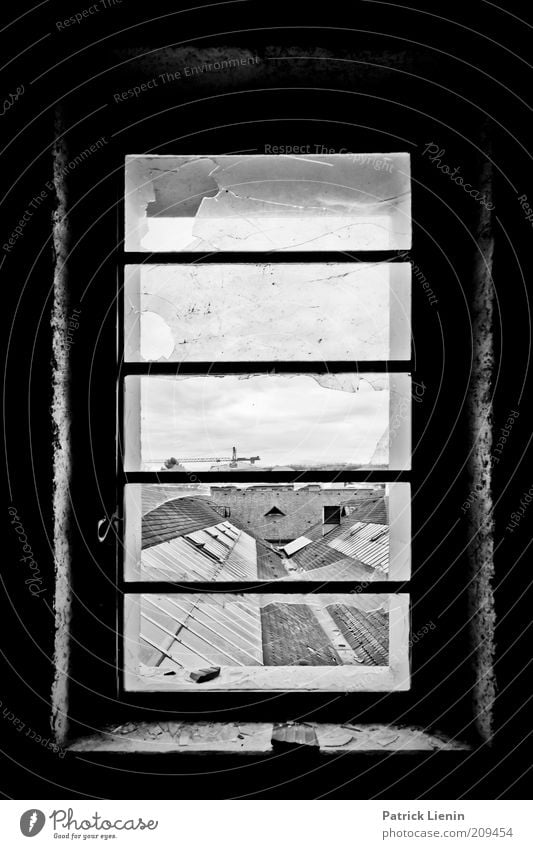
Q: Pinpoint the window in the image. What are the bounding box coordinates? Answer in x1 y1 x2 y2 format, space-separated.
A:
323 505 342 525
120 153 412 693
264 506 286 516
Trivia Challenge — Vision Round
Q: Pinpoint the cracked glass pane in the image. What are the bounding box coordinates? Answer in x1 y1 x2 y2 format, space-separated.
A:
123 373 412 471
125 154 411 251
124 262 411 362
124 593 410 691
123 482 411 582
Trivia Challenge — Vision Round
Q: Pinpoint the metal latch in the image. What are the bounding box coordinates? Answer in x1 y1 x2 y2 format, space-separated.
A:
97 509 121 544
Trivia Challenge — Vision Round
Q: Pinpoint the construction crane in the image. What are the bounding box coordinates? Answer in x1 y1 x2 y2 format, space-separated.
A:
161 446 260 468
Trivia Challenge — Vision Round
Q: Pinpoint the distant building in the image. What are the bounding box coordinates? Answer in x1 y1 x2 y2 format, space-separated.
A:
210 485 384 543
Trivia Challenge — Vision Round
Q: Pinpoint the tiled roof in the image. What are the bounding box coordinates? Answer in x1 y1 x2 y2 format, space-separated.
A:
256 542 288 580
261 603 342 666
142 497 229 549
140 485 211 515
327 604 388 665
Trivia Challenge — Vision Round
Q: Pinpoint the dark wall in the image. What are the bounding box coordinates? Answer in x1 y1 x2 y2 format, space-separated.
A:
2 0 532 799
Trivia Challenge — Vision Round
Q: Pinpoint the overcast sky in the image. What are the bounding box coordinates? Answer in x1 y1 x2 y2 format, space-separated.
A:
139 374 389 469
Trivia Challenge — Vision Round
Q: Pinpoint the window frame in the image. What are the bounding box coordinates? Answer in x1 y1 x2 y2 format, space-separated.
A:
46 101 498 760
43 36 500 755
116 152 414 702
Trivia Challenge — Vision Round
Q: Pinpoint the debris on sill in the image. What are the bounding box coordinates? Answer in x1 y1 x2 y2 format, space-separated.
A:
139 663 181 678
189 666 221 683
67 722 470 754
272 722 319 749
314 723 467 752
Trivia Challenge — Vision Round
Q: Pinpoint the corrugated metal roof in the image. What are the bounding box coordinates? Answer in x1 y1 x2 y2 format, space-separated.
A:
289 500 390 576
328 522 389 572
283 558 376 582
142 538 222 581
141 521 258 581
186 530 228 562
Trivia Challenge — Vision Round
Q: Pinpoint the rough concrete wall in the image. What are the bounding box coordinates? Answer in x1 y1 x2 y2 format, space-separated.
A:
210 487 381 541
113 45 416 99
467 139 496 743
51 109 72 746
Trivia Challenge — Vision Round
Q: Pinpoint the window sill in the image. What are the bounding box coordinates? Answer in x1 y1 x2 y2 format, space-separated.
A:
67 722 469 755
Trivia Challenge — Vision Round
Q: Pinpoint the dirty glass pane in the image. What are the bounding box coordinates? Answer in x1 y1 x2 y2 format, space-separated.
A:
123 483 411 582
124 593 410 691
124 263 411 362
125 154 411 252
123 373 412 472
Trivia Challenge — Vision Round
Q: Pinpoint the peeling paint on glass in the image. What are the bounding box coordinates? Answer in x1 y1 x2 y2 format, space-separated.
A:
123 373 412 471
124 263 411 362
124 154 411 252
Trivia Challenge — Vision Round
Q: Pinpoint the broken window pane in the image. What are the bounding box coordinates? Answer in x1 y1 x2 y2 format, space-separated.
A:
124 593 409 691
125 154 411 252
123 373 411 471
124 262 411 362
123 483 411 582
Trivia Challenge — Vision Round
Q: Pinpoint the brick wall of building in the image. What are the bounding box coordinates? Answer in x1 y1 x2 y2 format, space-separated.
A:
209 486 384 542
